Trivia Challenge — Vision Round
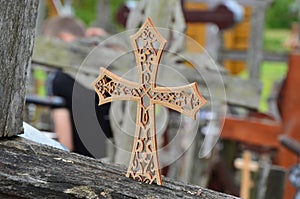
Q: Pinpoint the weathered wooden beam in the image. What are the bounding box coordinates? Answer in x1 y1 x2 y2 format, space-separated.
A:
221 50 289 63
0 137 239 199
247 3 269 80
32 38 261 109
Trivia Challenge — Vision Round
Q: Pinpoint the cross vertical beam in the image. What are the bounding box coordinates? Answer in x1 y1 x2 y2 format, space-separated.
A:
93 17 206 185
234 150 259 199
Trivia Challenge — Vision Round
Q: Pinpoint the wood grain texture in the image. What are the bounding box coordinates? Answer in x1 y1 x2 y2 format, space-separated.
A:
0 136 240 199
0 0 39 137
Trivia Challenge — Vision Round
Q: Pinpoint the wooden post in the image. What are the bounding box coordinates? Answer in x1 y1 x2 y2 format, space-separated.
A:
95 0 115 32
246 0 272 80
36 0 47 35
262 166 286 199
234 150 259 199
0 0 39 137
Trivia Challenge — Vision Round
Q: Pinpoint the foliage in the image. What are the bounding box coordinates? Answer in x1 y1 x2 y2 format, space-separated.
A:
73 0 98 26
71 0 298 29
72 0 125 26
110 0 126 24
263 29 290 53
266 0 298 29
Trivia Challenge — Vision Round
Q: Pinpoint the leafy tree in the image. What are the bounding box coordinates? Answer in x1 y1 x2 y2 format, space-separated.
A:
266 0 298 29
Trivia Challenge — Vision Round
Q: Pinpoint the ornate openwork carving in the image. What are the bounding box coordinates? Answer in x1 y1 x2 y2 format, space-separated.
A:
93 18 206 185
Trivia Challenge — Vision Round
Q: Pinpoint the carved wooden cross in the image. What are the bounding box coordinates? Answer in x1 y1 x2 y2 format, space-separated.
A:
234 150 259 199
93 18 206 185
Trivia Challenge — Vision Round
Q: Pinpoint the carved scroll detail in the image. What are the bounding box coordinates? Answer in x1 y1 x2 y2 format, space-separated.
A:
93 18 206 185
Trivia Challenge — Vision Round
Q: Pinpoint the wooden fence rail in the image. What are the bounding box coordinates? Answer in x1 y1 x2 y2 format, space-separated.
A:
0 136 240 199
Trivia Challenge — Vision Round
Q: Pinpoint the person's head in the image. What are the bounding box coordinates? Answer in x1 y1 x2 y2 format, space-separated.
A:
42 16 86 41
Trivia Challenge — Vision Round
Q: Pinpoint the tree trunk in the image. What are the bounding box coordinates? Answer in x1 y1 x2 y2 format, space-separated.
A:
0 0 39 137
0 136 240 199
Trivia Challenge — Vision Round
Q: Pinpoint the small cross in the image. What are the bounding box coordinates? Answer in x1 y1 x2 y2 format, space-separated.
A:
93 18 206 185
234 150 259 199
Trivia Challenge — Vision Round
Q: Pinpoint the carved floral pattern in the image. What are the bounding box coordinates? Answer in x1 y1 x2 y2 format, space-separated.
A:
93 18 206 185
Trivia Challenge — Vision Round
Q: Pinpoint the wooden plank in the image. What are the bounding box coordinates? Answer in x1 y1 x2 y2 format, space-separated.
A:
0 137 240 199
32 38 262 109
221 50 289 63
247 5 267 80
221 116 282 148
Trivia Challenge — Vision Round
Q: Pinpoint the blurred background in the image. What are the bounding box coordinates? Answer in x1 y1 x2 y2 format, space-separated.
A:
24 1 300 199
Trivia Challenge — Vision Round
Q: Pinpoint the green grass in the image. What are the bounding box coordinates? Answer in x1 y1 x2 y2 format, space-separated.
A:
238 28 290 112
241 28 290 112
73 0 98 26
260 29 290 111
259 62 287 112
237 61 288 112
264 29 290 53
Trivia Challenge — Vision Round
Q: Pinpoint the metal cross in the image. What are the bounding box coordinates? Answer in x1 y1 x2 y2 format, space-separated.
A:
93 17 206 185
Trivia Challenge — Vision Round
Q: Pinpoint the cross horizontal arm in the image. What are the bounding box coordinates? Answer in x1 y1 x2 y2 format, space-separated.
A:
152 83 206 120
92 67 141 105
234 158 259 171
